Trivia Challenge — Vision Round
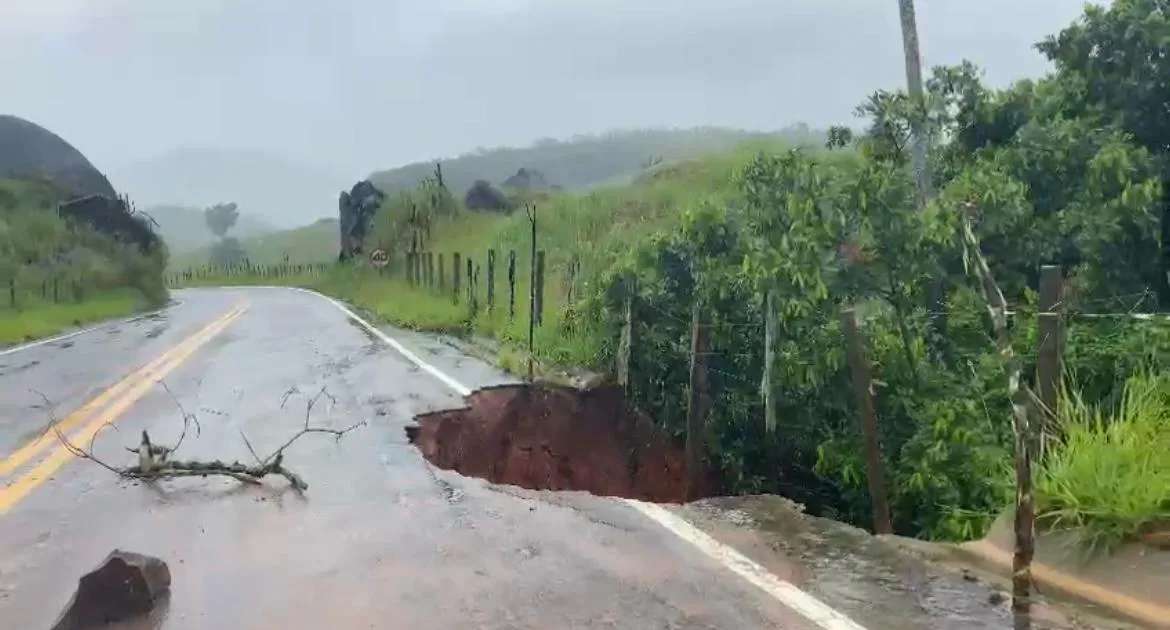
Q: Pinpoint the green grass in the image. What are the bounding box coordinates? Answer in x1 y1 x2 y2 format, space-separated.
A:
1036 370 1170 553
0 288 151 345
165 141 795 372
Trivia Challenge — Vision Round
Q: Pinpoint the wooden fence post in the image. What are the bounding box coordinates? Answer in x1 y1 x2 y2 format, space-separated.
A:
486 249 496 311
763 289 778 434
685 300 711 502
841 305 894 535
1036 265 1064 454
508 249 517 320
466 256 474 308
427 252 435 288
452 253 461 302
438 254 446 291
470 263 480 319
617 289 633 391
534 250 546 326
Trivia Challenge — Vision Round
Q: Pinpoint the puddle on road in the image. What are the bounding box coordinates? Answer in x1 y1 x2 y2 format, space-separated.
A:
405 382 700 503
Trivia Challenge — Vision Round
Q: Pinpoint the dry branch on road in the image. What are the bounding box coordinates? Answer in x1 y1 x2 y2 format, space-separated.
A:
36 383 364 492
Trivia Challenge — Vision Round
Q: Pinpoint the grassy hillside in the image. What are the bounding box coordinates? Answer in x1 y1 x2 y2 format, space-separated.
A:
168 217 338 270
144 204 275 253
368 125 826 196
0 177 167 344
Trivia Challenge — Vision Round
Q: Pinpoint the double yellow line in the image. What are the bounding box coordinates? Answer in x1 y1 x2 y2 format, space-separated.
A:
0 304 248 514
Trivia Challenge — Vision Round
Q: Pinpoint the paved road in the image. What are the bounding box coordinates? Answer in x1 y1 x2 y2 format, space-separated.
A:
0 288 1112 629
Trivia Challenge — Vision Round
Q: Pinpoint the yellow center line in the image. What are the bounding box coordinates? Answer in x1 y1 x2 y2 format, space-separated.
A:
0 305 248 515
0 305 245 477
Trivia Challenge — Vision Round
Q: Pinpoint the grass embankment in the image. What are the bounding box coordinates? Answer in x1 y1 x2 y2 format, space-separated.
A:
323 144 766 366
168 141 1170 548
0 288 154 345
1 177 169 346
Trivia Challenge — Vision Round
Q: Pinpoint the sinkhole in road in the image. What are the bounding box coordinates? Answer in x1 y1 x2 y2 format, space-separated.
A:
405 382 706 503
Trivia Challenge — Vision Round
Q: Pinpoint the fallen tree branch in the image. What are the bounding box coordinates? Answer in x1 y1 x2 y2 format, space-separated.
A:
41 381 364 493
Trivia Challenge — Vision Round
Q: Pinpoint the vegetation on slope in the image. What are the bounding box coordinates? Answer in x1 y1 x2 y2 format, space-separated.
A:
144 203 274 253
0 178 168 344
168 217 338 271
172 1 1170 548
368 126 826 195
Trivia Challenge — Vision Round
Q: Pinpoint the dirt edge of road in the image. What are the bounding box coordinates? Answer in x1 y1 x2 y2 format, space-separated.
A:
406 382 713 503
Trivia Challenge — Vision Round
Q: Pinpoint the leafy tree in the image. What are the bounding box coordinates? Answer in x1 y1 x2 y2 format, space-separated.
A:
204 202 240 239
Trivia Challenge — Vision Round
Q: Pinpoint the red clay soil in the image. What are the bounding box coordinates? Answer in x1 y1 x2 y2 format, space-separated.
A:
406 383 701 503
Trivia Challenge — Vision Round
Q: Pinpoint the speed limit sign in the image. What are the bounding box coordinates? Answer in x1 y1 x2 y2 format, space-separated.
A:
369 249 389 268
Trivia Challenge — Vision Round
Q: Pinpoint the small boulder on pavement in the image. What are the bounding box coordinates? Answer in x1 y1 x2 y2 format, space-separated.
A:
50 549 171 630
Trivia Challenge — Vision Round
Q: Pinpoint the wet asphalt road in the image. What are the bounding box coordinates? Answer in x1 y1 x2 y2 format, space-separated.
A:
0 288 1106 630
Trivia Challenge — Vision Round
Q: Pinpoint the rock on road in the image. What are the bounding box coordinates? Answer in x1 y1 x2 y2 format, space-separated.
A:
0 288 1108 630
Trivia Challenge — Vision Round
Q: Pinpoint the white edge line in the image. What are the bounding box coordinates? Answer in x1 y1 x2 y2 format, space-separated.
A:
207 284 867 630
0 299 185 357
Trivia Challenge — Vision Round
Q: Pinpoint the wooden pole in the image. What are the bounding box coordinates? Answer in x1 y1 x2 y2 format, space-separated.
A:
762 289 778 434
685 300 711 502
841 305 894 535
1036 265 1064 451
617 289 633 390
452 253 461 303
527 206 537 380
534 250 546 327
508 250 517 320
486 249 496 311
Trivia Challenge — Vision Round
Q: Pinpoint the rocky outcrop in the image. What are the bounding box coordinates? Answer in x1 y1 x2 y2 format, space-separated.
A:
337 180 385 261
501 167 550 191
0 114 116 199
463 179 513 212
58 195 161 254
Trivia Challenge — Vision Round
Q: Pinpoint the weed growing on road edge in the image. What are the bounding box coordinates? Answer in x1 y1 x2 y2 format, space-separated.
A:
1036 370 1170 553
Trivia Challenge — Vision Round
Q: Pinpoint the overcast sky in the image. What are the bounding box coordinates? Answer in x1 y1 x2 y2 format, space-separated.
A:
1 0 1096 179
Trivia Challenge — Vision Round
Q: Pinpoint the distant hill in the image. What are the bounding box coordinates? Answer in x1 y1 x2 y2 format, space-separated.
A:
168 217 338 270
0 114 116 198
368 125 826 195
142 204 276 253
110 148 350 228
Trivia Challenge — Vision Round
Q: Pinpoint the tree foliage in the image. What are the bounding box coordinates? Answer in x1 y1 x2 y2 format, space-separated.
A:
0 178 168 305
572 0 1170 540
204 202 240 239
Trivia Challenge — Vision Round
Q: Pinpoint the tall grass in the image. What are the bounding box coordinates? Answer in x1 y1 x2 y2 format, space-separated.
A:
1036 370 1170 552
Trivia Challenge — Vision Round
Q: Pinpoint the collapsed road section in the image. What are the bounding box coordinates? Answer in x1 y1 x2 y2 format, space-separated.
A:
405 382 704 502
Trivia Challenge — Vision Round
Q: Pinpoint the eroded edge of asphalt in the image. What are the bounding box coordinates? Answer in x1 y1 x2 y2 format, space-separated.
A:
202 284 869 630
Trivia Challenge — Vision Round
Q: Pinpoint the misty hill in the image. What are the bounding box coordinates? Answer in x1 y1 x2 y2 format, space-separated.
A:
110 148 350 228
169 217 338 271
0 114 116 199
143 204 276 253
368 126 825 194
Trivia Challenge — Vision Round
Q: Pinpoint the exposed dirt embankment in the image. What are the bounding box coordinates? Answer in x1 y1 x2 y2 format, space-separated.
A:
406 383 698 502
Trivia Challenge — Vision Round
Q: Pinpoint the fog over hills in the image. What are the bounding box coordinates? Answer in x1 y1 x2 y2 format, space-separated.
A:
110 148 349 228
2 0 1097 192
